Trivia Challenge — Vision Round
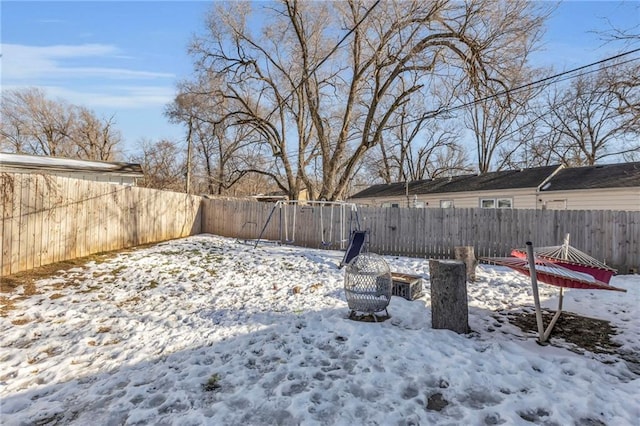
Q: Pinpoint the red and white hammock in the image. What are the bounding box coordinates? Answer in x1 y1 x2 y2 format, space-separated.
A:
510 237 617 284
484 255 626 292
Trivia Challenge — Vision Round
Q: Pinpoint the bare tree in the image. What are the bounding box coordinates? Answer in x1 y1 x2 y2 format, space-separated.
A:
166 80 273 195
450 1 550 173
0 87 123 161
72 107 122 161
186 0 549 200
538 65 640 166
367 105 470 183
597 3 640 47
1 88 76 157
130 139 186 191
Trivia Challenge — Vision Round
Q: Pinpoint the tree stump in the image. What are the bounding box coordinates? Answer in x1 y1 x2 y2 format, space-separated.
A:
454 246 477 282
429 260 469 334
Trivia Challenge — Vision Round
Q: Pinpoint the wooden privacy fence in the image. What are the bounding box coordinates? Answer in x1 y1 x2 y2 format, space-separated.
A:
1 173 202 276
201 199 362 250
3 181 638 277
202 199 639 273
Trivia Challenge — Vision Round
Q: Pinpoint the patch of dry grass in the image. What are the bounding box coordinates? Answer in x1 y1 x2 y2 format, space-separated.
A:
0 248 131 317
11 317 30 325
0 296 17 317
0 251 121 294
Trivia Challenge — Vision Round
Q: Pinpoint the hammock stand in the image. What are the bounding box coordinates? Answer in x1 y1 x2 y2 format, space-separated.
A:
483 242 625 345
510 234 617 284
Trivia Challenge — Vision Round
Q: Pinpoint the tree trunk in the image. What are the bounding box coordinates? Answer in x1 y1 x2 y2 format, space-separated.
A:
454 246 477 282
429 260 469 334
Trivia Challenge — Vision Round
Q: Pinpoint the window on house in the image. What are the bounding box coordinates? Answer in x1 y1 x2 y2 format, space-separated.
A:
480 199 495 208
414 201 426 208
497 198 512 209
480 198 513 209
440 200 454 208
381 202 400 208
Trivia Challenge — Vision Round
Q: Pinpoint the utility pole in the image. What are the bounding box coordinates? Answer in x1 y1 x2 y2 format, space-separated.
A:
185 118 193 194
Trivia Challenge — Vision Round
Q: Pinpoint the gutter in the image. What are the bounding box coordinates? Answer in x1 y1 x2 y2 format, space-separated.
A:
535 164 564 208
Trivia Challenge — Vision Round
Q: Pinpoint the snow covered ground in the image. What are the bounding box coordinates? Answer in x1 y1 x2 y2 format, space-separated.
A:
1 234 638 425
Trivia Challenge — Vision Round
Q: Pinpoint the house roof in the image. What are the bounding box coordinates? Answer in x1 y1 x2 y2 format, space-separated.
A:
350 165 561 198
0 153 144 177
540 162 640 191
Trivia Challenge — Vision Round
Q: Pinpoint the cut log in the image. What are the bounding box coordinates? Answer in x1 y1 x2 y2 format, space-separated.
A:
454 246 477 282
429 259 469 334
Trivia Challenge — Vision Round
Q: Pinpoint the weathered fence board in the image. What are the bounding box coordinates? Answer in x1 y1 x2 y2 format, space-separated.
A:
0 173 202 277
201 200 639 273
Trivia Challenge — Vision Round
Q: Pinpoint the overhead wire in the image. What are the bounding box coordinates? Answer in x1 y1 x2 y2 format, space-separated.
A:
190 4 639 171
403 48 640 126
236 49 640 168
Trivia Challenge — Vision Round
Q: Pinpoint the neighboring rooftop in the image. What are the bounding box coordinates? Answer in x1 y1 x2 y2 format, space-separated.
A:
350 165 560 198
0 152 144 177
541 162 640 191
350 162 640 199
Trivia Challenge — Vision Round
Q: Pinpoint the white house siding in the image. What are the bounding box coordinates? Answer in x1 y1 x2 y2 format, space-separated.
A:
350 188 538 209
417 188 537 209
350 187 640 211
538 187 640 211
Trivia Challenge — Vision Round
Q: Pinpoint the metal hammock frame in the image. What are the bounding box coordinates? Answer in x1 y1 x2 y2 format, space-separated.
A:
482 241 625 345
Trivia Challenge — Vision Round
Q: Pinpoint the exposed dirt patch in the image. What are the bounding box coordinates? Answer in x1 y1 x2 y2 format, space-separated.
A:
2 260 77 294
498 308 639 374
0 243 160 296
0 296 17 317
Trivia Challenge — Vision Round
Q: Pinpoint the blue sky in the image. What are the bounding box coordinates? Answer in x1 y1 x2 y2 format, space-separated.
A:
2 1 639 158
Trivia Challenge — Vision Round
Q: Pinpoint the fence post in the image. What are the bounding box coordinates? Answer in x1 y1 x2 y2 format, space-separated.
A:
429 259 469 334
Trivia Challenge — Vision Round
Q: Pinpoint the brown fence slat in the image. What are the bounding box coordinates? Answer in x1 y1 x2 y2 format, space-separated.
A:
1 173 203 277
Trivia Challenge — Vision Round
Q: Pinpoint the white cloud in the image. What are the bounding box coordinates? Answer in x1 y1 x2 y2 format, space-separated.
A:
0 43 177 110
1 84 175 109
1 43 174 81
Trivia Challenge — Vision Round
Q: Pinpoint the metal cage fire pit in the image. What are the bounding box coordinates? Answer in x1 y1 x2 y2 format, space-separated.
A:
343 253 392 320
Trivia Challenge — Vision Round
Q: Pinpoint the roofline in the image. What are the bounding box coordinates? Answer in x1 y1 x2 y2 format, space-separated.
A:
0 153 144 177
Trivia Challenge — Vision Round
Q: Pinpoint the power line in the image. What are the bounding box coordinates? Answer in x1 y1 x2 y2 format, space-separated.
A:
419 47 640 121
248 50 640 167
